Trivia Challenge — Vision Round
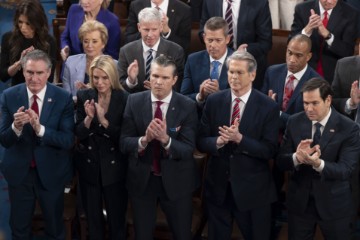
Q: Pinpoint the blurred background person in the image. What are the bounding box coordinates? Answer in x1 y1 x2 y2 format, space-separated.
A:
75 55 128 240
0 0 56 86
62 20 114 98
60 0 121 60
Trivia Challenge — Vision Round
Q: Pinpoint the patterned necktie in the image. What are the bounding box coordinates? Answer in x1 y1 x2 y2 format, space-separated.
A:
316 11 328 76
30 95 39 168
210 61 220 80
312 122 322 146
225 0 234 49
282 74 296 111
145 49 154 81
231 98 241 125
152 101 163 175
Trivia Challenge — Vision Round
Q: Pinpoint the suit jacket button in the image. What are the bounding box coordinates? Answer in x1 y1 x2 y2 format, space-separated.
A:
110 147 115 151
88 146 92 150
87 159 91 163
99 124 102 127
111 160 115 164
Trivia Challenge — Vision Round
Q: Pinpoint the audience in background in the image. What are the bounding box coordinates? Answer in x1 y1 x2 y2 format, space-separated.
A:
118 7 184 93
269 0 304 30
125 0 191 54
290 0 358 84
75 55 128 240
60 0 120 61
0 0 56 86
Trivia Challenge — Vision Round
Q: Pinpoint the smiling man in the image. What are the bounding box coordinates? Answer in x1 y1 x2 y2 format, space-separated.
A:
277 78 360 239
120 55 198 240
0 50 74 240
118 7 184 93
197 51 279 240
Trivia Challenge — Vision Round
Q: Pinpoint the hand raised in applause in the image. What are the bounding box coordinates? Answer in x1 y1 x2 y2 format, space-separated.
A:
217 117 242 146
267 89 277 101
349 80 360 108
304 9 322 35
25 108 41 135
13 106 30 131
127 59 139 85
199 79 219 101
295 139 321 167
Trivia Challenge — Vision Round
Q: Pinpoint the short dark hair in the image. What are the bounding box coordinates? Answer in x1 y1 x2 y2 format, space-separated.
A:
301 78 333 101
288 34 312 52
151 55 178 76
204 17 229 37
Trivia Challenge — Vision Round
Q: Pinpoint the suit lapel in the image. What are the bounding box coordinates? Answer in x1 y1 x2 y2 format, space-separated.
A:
286 68 308 110
326 1 342 33
239 90 258 133
142 92 153 129
218 48 233 90
237 0 248 44
167 0 176 28
137 40 146 83
319 110 337 150
40 84 55 124
276 67 288 106
166 92 178 130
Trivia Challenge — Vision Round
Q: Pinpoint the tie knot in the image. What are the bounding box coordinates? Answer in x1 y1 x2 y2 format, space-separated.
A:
156 101 163 107
149 49 154 54
33 95 38 101
212 61 220 68
234 98 241 104
227 0 232 4
315 122 322 129
324 11 328 18
288 74 296 82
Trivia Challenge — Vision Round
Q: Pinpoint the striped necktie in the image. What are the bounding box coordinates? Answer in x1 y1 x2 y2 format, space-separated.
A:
225 0 234 49
145 49 154 81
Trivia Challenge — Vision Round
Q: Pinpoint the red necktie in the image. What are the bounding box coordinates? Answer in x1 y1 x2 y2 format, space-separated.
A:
282 75 296 111
316 11 328 76
30 95 39 168
152 101 163 175
231 98 241 125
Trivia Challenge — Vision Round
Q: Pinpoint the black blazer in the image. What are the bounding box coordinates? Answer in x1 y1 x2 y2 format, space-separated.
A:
125 0 191 53
290 0 358 84
75 88 129 186
120 91 199 201
277 109 360 220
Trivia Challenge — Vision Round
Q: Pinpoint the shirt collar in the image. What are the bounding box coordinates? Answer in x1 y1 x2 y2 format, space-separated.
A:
287 64 308 80
142 38 161 53
151 91 172 104
209 49 228 66
312 108 332 127
319 2 334 17
151 0 169 13
231 88 251 105
27 84 47 103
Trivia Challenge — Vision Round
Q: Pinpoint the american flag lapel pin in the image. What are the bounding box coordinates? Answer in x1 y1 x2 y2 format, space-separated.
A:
329 129 335 132
47 98 52 102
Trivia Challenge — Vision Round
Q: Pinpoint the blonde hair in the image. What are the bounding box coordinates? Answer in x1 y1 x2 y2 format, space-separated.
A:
89 55 123 90
79 0 111 9
78 20 108 45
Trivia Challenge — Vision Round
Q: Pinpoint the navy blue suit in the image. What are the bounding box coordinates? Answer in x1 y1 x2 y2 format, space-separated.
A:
180 49 233 101
0 83 74 239
200 0 272 89
262 64 321 130
198 89 279 239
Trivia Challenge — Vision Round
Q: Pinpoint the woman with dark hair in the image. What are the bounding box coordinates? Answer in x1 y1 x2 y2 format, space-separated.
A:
60 0 121 60
75 55 128 240
0 0 56 86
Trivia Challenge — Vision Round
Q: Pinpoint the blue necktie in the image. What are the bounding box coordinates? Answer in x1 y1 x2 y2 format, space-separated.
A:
312 122 322 146
210 61 220 80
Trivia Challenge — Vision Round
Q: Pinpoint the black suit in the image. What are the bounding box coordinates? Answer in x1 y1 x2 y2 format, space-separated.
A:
75 89 129 240
118 38 185 93
198 89 279 240
200 0 272 90
125 0 191 53
290 0 358 84
277 109 360 239
120 91 198 240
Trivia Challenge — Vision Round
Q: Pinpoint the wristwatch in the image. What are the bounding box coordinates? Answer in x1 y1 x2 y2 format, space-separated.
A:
325 32 332 40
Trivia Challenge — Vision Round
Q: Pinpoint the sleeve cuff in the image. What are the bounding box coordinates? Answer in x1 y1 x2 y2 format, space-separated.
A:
11 123 22 137
138 136 148 151
313 159 324 172
292 153 300 167
126 77 138 89
36 125 45 137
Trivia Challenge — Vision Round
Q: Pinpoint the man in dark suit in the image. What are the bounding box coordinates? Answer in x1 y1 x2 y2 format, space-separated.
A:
120 55 198 240
290 0 358 84
277 78 360 240
197 52 279 240
181 17 233 103
125 0 191 53
118 7 185 93
199 0 272 90
0 50 74 240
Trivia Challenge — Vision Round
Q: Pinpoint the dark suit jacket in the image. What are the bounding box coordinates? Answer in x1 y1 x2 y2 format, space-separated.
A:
180 49 234 101
0 83 74 189
290 0 358 84
125 0 191 53
197 89 279 211
120 91 198 201
75 89 128 186
199 0 272 89
277 109 360 220
118 38 185 93
60 4 121 59
261 64 321 130
332 56 360 117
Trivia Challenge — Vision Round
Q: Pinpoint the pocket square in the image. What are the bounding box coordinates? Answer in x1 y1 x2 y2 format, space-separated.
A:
169 126 181 132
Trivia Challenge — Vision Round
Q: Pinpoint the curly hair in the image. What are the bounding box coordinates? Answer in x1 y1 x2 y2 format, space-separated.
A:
9 0 50 63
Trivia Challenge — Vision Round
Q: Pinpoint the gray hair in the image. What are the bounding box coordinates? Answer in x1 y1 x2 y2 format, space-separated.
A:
138 7 162 24
226 51 257 73
21 49 52 70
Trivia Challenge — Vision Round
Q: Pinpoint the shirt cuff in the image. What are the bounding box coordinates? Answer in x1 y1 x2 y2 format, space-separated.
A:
11 123 22 137
196 93 205 104
325 34 334 46
162 137 171 150
301 28 311 37
37 125 45 137
345 98 357 113
161 29 171 39
126 77 138 89
292 153 300 167
138 136 148 151
313 159 324 172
